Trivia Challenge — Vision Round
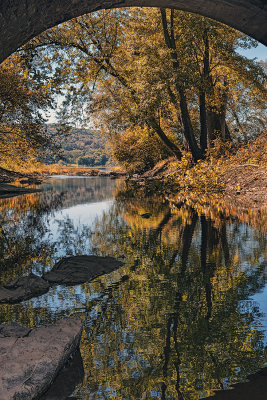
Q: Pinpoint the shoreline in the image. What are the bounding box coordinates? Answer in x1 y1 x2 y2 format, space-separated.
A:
0 163 266 213
0 166 127 198
129 159 267 210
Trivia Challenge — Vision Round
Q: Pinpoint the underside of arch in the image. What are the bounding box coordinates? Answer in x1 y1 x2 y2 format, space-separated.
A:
0 0 266 63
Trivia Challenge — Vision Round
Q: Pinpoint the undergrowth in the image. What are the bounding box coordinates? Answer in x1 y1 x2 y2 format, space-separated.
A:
167 134 267 193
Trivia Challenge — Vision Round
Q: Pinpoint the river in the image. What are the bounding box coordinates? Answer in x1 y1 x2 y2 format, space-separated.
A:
0 176 266 399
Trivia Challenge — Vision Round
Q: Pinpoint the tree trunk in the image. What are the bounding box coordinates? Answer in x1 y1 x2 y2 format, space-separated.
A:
160 8 203 161
206 81 229 145
207 109 222 144
207 108 227 144
149 117 182 159
179 89 203 161
225 123 232 141
199 27 209 154
199 90 208 153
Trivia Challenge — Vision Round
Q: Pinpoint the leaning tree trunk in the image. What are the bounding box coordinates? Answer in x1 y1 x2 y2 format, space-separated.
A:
149 117 182 159
199 90 208 153
179 89 203 161
160 8 204 162
199 27 210 154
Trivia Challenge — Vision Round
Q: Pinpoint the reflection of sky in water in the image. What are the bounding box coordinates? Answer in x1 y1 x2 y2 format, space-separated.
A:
45 200 113 242
48 175 100 179
22 176 125 318
27 265 127 315
1 176 267 399
251 281 267 345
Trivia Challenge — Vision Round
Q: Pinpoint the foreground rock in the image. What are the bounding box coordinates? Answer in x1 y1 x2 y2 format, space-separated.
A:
0 318 83 400
0 273 49 304
44 255 124 285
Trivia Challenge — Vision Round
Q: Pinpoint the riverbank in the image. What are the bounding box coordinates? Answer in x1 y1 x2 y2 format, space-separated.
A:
0 165 126 198
0 165 126 182
132 159 267 206
0 144 266 211
130 135 267 211
125 136 267 233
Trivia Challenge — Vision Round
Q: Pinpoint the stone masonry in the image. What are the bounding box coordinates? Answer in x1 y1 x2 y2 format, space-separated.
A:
0 0 266 63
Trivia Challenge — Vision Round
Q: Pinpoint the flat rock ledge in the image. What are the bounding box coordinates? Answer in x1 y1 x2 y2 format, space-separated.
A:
0 318 83 400
0 273 49 304
44 255 124 285
0 255 124 304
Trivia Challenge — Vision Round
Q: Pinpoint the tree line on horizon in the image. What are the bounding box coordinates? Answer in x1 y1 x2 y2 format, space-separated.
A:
47 124 111 167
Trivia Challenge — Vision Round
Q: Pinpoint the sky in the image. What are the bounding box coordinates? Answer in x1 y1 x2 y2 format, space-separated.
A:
238 43 267 61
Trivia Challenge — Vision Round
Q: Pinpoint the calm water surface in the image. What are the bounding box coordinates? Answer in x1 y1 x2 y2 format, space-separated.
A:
0 176 266 399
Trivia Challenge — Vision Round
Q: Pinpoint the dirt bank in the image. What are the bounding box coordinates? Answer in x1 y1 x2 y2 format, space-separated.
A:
217 163 267 208
131 158 267 210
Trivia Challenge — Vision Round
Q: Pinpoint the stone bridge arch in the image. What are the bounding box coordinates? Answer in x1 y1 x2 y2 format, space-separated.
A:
0 0 266 63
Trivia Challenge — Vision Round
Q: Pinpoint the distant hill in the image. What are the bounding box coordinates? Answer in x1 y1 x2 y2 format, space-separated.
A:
47 124 112 166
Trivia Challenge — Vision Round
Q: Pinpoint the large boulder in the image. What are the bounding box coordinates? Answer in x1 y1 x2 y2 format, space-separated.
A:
43 255 124 285
0 318 83 400
0 273 50 304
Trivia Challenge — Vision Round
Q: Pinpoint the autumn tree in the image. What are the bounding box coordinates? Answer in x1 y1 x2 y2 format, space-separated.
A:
0 55 61 169
158 9 266 156
22 8 266 167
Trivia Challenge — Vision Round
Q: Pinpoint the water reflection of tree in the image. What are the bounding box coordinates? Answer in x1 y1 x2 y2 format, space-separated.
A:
0 180 266 399
0 178 123 328
78 187 266 399
0 191 65 284
0 176 118 284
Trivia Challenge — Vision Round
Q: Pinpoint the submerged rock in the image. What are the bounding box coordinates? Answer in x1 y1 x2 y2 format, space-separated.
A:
0 273 50 304
44 255 124 285
0 318 83 400
0 255 124 304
